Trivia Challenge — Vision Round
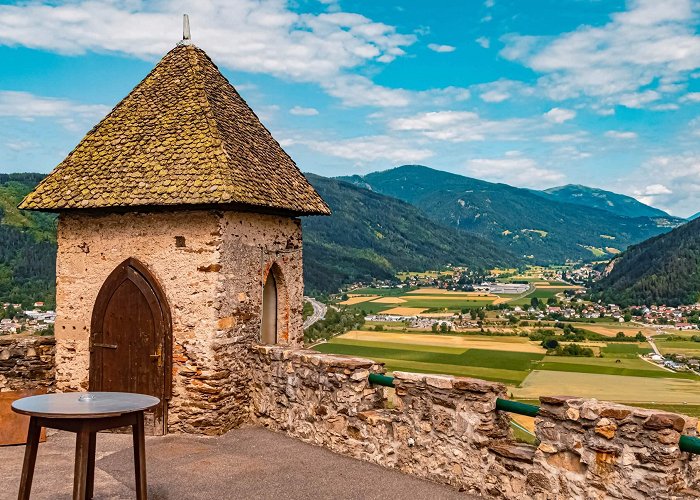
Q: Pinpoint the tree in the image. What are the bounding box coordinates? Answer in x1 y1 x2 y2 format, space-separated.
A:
616 332 626 339
542 338 559 350
624 313 632 322
635 331 645 341
470 309 477 320
431 322 439 332
530 297 539 308
477 310 486 321
440 323 449 333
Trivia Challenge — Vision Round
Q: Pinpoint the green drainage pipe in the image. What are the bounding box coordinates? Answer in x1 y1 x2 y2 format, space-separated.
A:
495 398 540 417
680 434 700 454
368 372 395 387
367 372 700 454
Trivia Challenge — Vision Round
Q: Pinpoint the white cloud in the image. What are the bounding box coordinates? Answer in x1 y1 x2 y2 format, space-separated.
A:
484 0 495 8
475 37 490 49
0 0 416 106
466 151 565 188
0 90 109 121
322 75 411 107
473 79 533 103
542 133 587 143
289 106 319 116
641 184 673 195
622 154 700 216
428 43 456 53
544 107 576 123
501 0 700 108
480 90 510 103
293 135 433 164
389 110 527 142
4 140 34 152
604 130 638 139
681 92 700 102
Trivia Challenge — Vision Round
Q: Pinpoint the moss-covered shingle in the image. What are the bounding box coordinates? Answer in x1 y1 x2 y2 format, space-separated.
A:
20 44 330 216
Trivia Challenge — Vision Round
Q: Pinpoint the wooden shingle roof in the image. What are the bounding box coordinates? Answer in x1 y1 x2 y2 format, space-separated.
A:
20 44 330 216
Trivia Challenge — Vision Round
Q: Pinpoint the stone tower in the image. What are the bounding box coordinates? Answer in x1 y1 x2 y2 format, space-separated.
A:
20 43 330 434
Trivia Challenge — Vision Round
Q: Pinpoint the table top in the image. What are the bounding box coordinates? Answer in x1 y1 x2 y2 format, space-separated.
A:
11 392 160 419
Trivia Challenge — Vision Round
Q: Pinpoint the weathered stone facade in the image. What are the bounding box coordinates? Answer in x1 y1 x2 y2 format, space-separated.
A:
54 209 303 433
251 344 700 499
0 336 55 392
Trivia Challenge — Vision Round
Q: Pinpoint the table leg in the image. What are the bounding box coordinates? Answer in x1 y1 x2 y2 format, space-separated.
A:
17 416 41 500
73 425 90 500
133 412 147 500
86 431 97 499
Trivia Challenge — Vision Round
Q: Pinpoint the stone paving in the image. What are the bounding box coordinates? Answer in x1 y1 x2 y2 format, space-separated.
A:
0 427 474 500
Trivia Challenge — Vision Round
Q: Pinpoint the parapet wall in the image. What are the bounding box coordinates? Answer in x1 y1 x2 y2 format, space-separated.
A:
0 336 55 392
251 344 700 499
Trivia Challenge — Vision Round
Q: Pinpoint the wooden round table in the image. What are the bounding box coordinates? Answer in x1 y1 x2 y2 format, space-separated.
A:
12 392 159 500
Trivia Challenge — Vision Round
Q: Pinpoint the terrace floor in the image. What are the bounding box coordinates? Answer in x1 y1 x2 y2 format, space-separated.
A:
0 426 474 499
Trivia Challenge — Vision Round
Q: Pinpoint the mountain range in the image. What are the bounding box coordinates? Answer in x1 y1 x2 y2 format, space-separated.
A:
303 174 519 293
341 165 683 264
537 184 670 219
0 166 693 302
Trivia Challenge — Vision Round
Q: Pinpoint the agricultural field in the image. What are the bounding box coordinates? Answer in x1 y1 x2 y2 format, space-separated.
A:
340 287 500 315
315 334 544 385
577 323 654 338
313 329 700 419
656 338 700 357
514 371 700 404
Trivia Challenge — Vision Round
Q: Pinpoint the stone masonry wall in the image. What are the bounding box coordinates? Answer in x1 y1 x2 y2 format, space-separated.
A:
56 209 302 434
251 344 700 499
0 335 55 392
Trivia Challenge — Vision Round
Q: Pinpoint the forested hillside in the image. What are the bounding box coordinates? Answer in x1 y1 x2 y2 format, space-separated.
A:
0 174 56 307
342 165 680 264
0 172 521 300
592 218 700 306
302 175 521 293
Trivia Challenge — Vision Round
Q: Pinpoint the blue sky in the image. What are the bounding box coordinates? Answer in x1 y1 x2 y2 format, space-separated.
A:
2 0 700 216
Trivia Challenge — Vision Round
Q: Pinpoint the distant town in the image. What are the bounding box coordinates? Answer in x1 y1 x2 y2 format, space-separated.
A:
0 302 55 335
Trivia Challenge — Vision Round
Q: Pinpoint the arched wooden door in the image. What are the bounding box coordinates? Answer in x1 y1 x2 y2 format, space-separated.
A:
90 258 171 434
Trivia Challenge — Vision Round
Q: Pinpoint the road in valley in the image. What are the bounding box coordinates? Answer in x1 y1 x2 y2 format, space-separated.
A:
303 296 327 329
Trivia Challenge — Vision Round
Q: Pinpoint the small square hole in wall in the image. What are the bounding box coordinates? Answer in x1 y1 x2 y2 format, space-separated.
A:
175 236 186 248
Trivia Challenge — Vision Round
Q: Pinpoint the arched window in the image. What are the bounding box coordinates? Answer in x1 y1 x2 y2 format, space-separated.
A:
262 271 278 344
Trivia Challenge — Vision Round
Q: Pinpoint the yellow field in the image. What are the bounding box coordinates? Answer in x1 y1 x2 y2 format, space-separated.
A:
514 370 700 404
583 324 655 337
370 297 406 304
511 414 535 433
401 295 496 301
381 307 427 315
340 330 545 353
404 288 494 297
338 295 379 305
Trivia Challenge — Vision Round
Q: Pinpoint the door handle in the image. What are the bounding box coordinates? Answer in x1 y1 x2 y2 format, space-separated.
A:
150 345 163 368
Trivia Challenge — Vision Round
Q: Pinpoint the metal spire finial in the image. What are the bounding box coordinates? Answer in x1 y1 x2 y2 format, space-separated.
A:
181 14 191 44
